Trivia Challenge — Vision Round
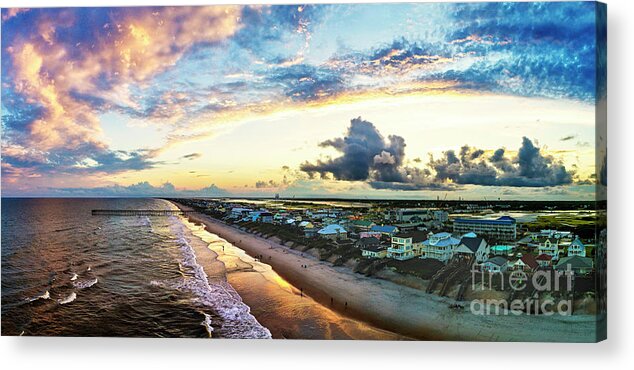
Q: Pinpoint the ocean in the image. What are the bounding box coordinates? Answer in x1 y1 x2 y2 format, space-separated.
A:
1 198 271 338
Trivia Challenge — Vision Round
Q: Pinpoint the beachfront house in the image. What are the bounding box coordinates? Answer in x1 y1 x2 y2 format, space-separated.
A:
388 231 427 260
361 244 388 259
421 232 461 263
454 236 489 263
298 221 314 228
512 253 539 272
304 227 317 238
317 224 348 241
567 237 587 257
482 257 509 273
538 238 560 261
370 225 400 237
356 236 380 249
230 207 252 219
555 255 594 275
247 211 274 223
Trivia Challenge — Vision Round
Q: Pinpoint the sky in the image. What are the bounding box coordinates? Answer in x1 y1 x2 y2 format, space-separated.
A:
1 2 607 199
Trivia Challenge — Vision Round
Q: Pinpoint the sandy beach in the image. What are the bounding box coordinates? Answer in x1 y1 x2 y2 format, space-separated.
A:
172 201 602 342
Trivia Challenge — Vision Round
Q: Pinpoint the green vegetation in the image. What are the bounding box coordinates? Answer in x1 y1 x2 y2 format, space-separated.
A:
524 213 607 240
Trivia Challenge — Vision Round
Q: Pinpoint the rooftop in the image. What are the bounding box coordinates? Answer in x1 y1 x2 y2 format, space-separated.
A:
454 216 516 225
459 237 485 253
394 230 428 243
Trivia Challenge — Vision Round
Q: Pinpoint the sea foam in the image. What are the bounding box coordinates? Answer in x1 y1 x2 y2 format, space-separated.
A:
59 292 77 305
156 216 272 339
73 277 98 289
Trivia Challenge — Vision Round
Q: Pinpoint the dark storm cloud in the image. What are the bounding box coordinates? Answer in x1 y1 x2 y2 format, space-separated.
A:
301 118 574 190
430 138 574 187
300 117 445 190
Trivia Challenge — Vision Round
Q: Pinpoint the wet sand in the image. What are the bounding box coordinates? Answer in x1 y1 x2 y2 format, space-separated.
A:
171 201 602 342
177 212 407 340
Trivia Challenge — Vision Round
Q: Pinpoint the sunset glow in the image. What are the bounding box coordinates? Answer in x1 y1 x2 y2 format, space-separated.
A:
1 3 605 199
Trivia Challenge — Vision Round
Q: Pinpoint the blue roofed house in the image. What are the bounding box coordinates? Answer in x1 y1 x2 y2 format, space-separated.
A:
421 232 461 263
317 224 348 241
370 225 400 236
248 211 274 223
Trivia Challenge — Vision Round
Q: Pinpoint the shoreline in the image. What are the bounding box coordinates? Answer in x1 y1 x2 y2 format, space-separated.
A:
170 200 601 342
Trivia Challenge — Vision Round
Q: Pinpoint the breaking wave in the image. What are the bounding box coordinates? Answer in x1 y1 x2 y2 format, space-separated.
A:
155 216 271 339
73 277 98 289
26 290 50 303
59 292 77 305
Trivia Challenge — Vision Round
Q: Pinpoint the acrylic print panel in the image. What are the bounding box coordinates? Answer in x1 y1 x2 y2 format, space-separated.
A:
0 2 606 342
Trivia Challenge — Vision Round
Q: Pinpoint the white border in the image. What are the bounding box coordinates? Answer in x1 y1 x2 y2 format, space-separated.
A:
1 0 632 369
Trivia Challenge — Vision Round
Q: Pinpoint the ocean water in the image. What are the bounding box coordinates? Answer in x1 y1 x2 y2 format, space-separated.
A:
1 198 270 338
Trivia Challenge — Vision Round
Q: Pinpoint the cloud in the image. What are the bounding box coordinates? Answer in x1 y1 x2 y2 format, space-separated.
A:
2 4 600 195
560 135 577 141
182 152 202 160
301 117 574 190
255 179 281 189
45 181 229 197
429 137 574 187
300 117 443 190
2 6 242 179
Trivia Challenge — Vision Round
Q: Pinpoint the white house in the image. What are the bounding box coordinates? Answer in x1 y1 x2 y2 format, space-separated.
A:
482 257 508 273
388 231 427 260
538 238 560 261
361 244 388 259
512 253 539 272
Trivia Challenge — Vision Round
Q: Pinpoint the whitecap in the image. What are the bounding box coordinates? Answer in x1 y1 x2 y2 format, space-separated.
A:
59 292 77 305
73 277 98 289
25 290 50 303
157 216 272 339
201 313 214 338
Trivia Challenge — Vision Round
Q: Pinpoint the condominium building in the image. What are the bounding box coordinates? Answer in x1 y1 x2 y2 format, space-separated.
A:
452 216 517 241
